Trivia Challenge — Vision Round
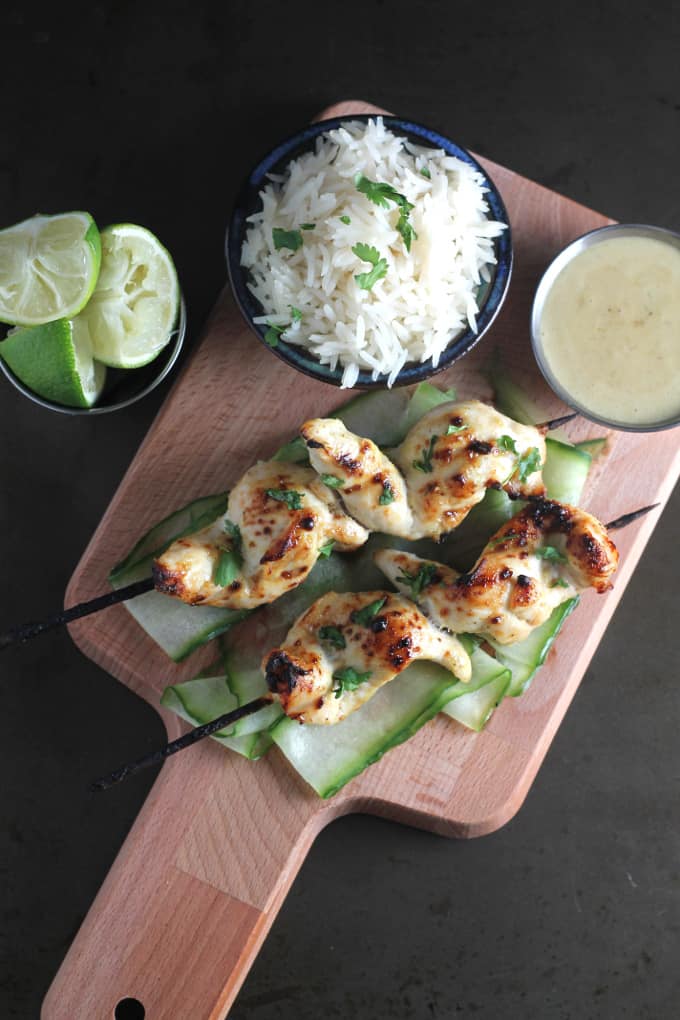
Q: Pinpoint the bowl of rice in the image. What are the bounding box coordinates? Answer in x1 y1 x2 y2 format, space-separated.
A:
227 115 512 389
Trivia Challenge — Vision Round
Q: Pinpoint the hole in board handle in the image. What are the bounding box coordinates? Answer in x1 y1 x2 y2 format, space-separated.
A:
114 998 145 1020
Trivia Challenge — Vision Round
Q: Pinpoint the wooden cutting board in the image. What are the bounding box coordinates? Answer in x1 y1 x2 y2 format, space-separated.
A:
43 100 680 1020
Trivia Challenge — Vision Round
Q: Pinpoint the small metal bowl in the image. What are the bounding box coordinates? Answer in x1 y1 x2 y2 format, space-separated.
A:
0 297 186 415
226 114 513 389
531 224 680 432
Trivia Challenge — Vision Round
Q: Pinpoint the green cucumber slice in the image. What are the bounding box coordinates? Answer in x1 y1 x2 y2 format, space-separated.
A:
271 661 459 799
161 679 272 760
543 438 591 504
441 644 512 730
575 437 608 459
487 597 579 697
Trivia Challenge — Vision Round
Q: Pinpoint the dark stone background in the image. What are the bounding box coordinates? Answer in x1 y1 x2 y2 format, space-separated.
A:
1 2 679 1017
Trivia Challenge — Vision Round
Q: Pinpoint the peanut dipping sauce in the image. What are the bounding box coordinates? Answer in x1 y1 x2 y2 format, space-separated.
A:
535 234 680 428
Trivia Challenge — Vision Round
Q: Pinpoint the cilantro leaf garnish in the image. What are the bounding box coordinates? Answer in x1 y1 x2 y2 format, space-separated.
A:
272 227 303 252
354 174 417 252
412 434 438 473
351 597 387 627
213 549 241 587
352 243 388 291
535 545 568 564
300 222 316 230
319 625 345 649
332 666 371 697
420 166 431 179
289 305 303 322
516 446 542 483
321 474 344 489
223 518 242 550
265 488 304 510
486 532 511 549
318 539 335 559
446 422 467 435
551 577 570 588
264 321 288 348
379 480 395 505
339 215 351 225
396 562 440 598
498 434 518 454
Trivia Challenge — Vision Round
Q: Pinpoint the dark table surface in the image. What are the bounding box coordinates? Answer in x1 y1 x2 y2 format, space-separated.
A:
2 3 679 1018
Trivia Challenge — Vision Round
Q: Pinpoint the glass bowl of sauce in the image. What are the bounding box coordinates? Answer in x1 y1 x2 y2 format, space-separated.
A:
531 224 680 431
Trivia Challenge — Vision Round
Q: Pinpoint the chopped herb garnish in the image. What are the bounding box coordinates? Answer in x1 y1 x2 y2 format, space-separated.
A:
535 545 568 564
352 242 388 291
272 227 303 252
264 321 288 348
379 480 395 505
339 215 351 225
486 532 510 549
551 577 570 588
265 488 304 510
289 305 303 322
396 562 439 598
498 434 518 454
351 597 387 627
412 434 438 473
320 473 344 489
354 174 417 252
318 539 335 559
332 666 371 697
300 222 316 230
223 519 242 552
420 166 431 179
319 625 345 649
516 446 542 483
446 422 467 435
213 549 241 587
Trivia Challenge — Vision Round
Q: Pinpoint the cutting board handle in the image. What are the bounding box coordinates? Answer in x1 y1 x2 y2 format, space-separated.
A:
42 737 324 1020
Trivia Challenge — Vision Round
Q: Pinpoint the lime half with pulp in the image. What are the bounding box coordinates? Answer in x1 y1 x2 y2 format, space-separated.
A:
0 318 106 408
80 223 180 369
0 212 101 326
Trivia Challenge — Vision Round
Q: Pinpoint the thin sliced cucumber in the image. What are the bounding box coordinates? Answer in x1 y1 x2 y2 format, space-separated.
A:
110 492 229 581
111 555 248 662
575 437 608 459
543 438 591 504
445 488 517 571
487 353 552 426
487 597 579 697
161 679 272 760
441 644 512 730
271 662 459 799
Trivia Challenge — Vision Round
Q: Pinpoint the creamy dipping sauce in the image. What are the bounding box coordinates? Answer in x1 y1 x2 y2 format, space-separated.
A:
536 234 680 427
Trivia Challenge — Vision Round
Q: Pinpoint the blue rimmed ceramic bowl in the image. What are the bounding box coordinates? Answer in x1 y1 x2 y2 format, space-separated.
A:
226 114 513 389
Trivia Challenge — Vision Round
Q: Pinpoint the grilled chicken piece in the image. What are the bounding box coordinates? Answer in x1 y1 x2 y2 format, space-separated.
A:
375 499 619 645
263 590 471 724
301 417 415 536
392 400 547 539
153 462 368 610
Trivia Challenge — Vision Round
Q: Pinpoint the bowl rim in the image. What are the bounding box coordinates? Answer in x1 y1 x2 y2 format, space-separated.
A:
226 113 513 389
530 222 680 433
0 297 187 416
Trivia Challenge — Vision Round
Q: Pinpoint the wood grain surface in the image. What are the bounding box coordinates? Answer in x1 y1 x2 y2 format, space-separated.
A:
42 100 680 1020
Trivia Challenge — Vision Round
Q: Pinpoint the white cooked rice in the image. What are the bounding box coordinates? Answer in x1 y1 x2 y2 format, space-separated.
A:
241 117 507 388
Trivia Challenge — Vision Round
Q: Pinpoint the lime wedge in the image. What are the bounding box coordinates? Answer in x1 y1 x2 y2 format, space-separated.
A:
0 212 101 326
0 318 106 408
80 223 180 368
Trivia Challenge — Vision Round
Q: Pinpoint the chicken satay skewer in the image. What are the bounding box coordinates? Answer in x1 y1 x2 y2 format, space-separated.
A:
90 503 657 792
0 501 659 653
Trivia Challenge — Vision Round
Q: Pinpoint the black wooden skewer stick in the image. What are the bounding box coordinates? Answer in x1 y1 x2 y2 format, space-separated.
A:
90 502 660 795
535 411 580 431
0 576 155 651
90 696 272 791
605 503 659 531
